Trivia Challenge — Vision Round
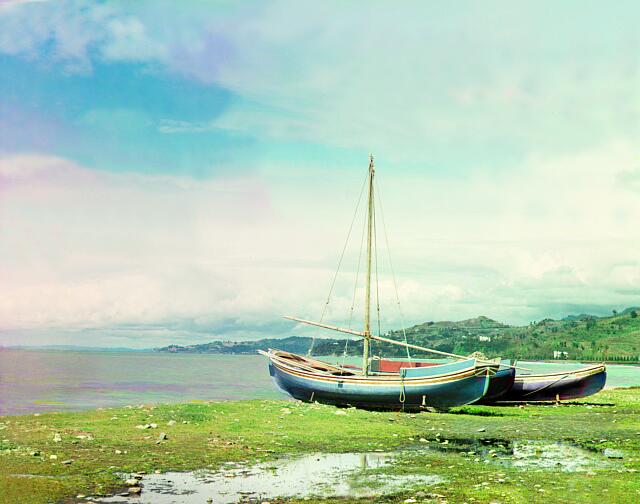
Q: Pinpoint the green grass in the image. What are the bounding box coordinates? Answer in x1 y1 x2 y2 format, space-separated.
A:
1 388 640 503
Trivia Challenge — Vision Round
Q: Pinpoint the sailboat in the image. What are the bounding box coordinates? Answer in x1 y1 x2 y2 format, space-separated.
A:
260 156 509 410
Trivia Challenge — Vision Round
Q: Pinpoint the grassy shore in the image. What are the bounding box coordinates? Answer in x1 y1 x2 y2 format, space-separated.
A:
1 388 640 503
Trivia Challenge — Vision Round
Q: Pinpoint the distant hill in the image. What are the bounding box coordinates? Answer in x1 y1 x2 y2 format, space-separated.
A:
156 307 640 362
159 336 317 355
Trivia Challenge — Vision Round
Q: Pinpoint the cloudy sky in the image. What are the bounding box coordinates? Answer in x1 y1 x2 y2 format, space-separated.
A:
1 1 639 348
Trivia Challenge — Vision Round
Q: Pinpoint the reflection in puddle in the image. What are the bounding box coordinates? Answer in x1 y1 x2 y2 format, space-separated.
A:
508 441 612 472
97 452 442 503
421 437 617 472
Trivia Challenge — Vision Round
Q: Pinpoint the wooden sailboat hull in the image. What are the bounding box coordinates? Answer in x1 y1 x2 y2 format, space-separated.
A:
473 365 516 404
492 364 606 402
265 351 492 410
372 357 516 405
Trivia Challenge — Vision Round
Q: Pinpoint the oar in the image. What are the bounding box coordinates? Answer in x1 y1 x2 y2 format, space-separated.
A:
284 315 531 372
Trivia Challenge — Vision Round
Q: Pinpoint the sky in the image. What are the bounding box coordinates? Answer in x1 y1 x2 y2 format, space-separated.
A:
0 0 639 348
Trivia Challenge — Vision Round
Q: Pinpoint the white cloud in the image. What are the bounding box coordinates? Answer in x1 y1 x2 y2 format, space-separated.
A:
1 3 639 345
5 144 638 347
100 16 166 62
1 2 638 162
156 119 216 134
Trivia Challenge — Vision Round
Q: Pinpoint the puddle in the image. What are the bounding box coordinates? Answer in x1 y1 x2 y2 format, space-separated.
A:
507 441 612 472
95 440 619 502
97 452 443 503
419 437 617 472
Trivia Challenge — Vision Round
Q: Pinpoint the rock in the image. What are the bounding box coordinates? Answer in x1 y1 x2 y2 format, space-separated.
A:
119 492 130 497
419 438 428 443
477 428 486 432
76 495 86 499
334 410 347 416
156 432 168 444
404 499 417 503
167 420 177 426
149 423 158 429
61 459 72 465
128 487 142 495
49 455 58 460
115 449 122 454
124 479 139 486
604 448 624 459
30 450 40 456
53 433 62 443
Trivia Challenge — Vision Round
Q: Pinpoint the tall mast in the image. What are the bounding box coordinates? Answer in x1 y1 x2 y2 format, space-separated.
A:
362 154 375 376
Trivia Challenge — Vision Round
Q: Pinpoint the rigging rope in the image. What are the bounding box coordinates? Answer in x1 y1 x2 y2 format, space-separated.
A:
308 171 369 356
373 191 382 351
341 194 369 368
375 177 411 361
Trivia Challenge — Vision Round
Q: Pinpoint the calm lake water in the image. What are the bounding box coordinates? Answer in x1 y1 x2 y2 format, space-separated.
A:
1 349 639 416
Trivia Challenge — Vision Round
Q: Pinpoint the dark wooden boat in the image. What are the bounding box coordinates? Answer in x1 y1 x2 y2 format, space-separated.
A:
491 363 606 402
474 360 516 404
260 156 515 410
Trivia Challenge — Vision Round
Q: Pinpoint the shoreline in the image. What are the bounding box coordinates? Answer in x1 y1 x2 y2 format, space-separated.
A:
1 388 639 503
4 347 640 366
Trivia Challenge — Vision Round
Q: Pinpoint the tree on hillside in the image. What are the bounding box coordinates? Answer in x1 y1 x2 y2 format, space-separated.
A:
585 317 596 330
631 310 638 319
612 309 618 317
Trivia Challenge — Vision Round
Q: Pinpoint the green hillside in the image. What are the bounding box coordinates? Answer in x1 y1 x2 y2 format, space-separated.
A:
376 308 640 362
158 307 640 362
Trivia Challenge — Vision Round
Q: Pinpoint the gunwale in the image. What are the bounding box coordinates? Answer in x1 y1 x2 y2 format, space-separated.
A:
514 363 606 382
265 349 487 387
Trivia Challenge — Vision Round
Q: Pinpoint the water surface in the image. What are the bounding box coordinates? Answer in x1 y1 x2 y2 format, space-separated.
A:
1 349 639 415
0 350 279 415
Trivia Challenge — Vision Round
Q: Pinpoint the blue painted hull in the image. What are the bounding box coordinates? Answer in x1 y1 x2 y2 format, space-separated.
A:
266 351 492 410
